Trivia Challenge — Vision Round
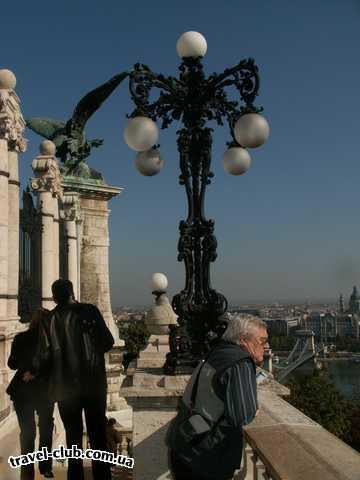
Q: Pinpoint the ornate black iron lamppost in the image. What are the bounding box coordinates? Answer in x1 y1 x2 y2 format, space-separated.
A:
123 31 269 373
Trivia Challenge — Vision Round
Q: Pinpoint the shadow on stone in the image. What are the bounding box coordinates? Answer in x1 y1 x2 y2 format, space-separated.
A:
133 419 172 480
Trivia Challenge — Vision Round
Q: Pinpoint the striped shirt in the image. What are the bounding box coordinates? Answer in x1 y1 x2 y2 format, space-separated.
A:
219 359 258 427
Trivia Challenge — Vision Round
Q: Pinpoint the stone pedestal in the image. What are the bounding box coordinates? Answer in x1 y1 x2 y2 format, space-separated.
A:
145 292 177 335
62 177 125 412
120 365 188 480
62 179 122 345
137 335 171 368
139 291 177 369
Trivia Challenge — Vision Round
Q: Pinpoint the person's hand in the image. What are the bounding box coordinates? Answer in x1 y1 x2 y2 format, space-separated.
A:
22 371 35 382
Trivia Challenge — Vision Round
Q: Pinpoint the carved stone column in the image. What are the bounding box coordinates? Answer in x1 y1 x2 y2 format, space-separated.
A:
8 139 27 321
0 70 26 321
0 69 27 429
0 117 9 320
61 192 82 298
53 198 60 281
31 141 63 310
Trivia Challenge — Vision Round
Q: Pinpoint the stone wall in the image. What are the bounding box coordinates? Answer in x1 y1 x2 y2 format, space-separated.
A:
80 197 113 326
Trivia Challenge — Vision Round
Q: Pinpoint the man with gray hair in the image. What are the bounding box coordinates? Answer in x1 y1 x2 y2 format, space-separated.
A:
167 314 269 480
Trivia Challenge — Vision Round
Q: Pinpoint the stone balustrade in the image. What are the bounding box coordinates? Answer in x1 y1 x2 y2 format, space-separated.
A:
111 426 134 480
235 388 360 480
115 426 133 458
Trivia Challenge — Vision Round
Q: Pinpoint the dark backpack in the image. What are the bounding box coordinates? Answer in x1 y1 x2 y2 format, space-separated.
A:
166 342 251 479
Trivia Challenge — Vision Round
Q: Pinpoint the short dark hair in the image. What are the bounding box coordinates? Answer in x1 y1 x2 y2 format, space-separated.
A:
52 279 75 304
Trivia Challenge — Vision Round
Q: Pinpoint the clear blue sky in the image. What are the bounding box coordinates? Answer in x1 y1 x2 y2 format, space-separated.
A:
2 0 360 306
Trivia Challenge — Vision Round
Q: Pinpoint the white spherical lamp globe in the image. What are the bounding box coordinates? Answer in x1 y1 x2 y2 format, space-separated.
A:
124 116 159 152
234 113 270 148
150 273 168 292
0 69 16 89
176 31 207 58
223 147 251 175
135 149 164 176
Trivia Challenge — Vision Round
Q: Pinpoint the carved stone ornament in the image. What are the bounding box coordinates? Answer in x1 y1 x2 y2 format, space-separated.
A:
31 156 63 198
0 90 27 151
60 193 82 222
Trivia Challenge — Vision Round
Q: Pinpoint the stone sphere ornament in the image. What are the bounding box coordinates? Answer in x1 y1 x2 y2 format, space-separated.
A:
0 69 16 89
40 140 56 156
223 147 251 175
150 273 168 292
135 149 164 176
176 31 207 58
234 113 270 148
124 116 159 152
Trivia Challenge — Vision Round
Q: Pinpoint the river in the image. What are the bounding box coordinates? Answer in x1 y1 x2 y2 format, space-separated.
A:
284 359 360 400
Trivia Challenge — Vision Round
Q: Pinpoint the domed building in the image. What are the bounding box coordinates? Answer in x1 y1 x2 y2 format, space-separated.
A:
348 286 360 314
335 287 360 339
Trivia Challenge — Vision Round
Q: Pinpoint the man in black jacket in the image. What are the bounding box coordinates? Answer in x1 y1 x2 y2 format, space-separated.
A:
166 314 269 480
37 279 114 480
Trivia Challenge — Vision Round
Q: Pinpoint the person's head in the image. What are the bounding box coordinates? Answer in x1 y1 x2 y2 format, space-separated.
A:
29 308 50 330
222 314 269 365
51 279 75 305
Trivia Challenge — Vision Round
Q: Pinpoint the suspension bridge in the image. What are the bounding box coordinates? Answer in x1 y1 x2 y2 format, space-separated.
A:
272 330 324 383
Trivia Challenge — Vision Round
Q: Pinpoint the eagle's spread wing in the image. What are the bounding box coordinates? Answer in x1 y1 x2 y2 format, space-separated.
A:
67 71 129 136
26 117 66 140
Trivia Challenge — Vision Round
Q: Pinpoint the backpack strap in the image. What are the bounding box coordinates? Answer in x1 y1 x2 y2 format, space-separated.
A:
189 349 216 413
189 360 205 413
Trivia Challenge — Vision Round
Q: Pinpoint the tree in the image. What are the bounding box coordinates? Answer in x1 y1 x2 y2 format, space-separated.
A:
348 401 360 451
118 320 150 369
269 334 296 351
287 371 351 441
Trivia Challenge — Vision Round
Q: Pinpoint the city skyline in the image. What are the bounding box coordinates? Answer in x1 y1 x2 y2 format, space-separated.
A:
1 1 360 305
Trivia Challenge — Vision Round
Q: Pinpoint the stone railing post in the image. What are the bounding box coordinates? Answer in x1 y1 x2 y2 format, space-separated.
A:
31 140 63 310
0 69 26 323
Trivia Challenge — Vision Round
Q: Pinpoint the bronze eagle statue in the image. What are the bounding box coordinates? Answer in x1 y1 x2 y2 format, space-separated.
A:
27 71 129 180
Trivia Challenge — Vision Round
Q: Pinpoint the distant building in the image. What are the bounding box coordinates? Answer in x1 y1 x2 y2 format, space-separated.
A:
303 313 359 342
337 286 360 339
229 308 261 317
263 317 300 336
336 314 354 337
303 286 360 341
339 294 344 313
